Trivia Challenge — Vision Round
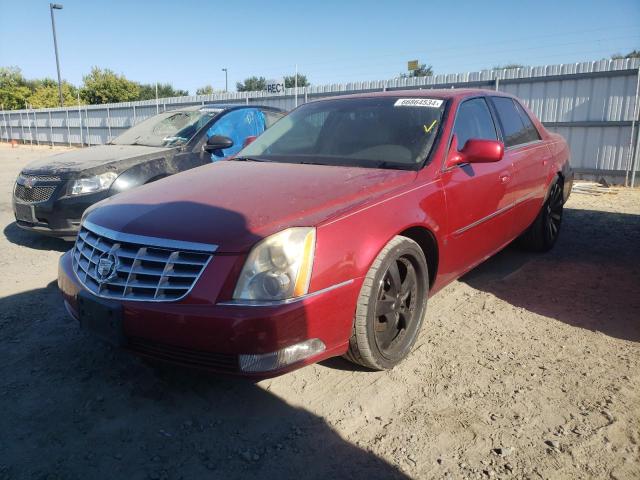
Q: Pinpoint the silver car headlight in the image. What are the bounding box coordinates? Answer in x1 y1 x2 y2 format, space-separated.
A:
69 171 117 195
233 227 316 301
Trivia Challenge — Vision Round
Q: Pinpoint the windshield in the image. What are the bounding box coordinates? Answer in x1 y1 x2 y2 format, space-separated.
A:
237 97 446 169
111 110 218 147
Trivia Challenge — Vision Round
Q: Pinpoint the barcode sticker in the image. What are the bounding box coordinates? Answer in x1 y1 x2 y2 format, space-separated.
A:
394 98 443 108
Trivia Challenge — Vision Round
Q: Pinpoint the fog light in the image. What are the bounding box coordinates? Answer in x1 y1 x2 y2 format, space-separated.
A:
239 339 326 373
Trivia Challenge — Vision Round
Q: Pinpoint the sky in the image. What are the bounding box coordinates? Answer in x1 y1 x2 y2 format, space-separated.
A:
0 0 639 94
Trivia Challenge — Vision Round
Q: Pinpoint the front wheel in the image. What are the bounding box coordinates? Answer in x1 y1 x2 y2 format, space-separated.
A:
519 178 564 252
344 236 429 370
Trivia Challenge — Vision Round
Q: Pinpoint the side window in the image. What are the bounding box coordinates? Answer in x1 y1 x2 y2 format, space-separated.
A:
206 108 266 160
452 98 498 150
491 97 535 148
514 101 541 143
262 110 284 128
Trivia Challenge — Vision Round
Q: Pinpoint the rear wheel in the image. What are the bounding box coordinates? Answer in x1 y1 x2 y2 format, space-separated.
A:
344 236 429 370
519 178 564 252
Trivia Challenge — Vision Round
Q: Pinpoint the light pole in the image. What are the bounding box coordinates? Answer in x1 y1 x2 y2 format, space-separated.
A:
49 3 64 107
222 68 228 92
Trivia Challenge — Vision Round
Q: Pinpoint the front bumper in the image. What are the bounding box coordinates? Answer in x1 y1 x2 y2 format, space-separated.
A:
57 250 359 377
13 185 109 238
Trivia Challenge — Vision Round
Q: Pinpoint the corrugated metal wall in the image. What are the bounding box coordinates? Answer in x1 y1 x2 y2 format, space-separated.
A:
1 58 639 179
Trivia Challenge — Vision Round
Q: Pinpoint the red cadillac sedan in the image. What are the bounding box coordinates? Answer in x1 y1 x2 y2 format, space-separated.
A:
58 89 572 377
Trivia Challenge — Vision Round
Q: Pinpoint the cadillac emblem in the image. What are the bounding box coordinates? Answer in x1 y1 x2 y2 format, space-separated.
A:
96 252 119 283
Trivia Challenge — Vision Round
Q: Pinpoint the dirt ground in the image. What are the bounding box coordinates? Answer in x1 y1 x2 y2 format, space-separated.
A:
0 143 638 480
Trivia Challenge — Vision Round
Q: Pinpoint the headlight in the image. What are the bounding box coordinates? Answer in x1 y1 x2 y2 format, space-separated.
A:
69 171 117 195
233 227 316 301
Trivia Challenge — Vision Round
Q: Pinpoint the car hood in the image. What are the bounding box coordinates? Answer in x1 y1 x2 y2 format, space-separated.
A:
85 160 417 253
21 144 173 176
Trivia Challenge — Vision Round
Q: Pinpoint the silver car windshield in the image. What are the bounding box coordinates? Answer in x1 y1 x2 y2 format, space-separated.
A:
111 110 218 148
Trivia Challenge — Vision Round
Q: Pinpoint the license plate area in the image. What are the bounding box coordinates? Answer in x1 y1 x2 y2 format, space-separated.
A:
15 203 35 223
77 290 125 346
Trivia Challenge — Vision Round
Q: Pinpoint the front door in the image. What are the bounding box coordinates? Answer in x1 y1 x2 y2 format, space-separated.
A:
441 97 514 277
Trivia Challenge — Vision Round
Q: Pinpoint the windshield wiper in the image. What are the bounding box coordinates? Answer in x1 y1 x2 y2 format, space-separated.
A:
232 156 271 162
296 160 327 166
373 161 414 170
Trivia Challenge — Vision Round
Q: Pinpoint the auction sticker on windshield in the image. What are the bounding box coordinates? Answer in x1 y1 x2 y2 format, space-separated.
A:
394 98 443 108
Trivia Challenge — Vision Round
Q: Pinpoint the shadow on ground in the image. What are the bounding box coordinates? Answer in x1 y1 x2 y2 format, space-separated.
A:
462 207 640 342
3 221 72 252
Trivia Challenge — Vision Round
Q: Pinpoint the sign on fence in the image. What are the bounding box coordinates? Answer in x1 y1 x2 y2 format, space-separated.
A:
265 78 285 95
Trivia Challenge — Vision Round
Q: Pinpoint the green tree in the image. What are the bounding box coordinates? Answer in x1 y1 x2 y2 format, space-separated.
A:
138 83 188 100
611 50 640 59
80 67 140 104
0 66 32 110
236 76 266 92
493 63 525 69
284 74 309 88
28 78 81 108
196 85 216 95
399 64 433 78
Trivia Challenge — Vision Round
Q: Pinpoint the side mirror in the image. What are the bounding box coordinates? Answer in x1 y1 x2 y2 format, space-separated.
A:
446 136 504 168
204 135 233 153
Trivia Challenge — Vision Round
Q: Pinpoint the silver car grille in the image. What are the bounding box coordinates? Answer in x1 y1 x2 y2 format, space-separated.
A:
72 221 216 302
21 174 61 182
14 184 56 203
14 174 61 203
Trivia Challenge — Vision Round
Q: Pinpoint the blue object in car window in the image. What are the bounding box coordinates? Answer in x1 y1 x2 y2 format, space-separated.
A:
207 108 266 161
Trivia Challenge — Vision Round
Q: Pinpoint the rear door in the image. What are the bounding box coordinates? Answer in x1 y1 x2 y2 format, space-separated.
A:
489 97 551 237
441 97 514 275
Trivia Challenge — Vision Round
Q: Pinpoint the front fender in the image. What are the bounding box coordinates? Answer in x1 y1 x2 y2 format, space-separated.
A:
109 157 172 194
311 180 446 294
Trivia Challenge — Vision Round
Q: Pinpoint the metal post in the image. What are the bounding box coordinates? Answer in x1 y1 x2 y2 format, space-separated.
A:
32 107 40 146
304 87 308 104
495 76 500 91
85 106 90 146
19 111 25 143
132 105 136 125
77 92 83 146
106 106 112 142
48 111 54 146
294 64 298 108
632 116 640 188
625 67 640 186
65 108 71 146
8 111 14 141
222 68 228 92
25 106 33 146
155 83 159 114
1 105 9 142
49 3 64 107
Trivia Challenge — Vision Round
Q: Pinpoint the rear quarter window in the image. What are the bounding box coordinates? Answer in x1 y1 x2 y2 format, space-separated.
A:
491 97 538 148
514 101 541 143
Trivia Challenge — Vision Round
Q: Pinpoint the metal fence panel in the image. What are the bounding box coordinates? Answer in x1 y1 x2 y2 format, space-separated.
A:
1 58 639 180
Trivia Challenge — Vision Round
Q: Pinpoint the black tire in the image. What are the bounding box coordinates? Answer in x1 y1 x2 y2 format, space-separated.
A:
344 236 429 370
519 178 564 252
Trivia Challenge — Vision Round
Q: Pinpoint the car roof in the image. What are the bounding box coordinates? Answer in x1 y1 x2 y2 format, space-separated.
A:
320 88 514 102
174 104 284 113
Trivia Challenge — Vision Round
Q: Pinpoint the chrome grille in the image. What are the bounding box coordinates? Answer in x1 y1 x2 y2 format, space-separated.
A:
72 221 215 302
14 184 56 203
21 174 61 182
